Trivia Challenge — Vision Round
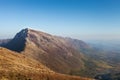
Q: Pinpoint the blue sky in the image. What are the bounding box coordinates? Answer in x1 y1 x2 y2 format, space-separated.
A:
0 0 120 40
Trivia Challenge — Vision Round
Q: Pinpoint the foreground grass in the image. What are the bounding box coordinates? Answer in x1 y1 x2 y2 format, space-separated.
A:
0 71 93 80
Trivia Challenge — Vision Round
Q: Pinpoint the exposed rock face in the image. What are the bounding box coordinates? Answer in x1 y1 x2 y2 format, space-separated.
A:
4 28 28 52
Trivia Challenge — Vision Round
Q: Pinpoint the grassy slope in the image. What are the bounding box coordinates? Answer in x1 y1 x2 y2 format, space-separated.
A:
0 47 93 80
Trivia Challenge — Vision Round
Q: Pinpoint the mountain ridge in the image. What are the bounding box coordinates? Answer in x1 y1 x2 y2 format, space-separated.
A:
0 28 113 78
1 28 89 74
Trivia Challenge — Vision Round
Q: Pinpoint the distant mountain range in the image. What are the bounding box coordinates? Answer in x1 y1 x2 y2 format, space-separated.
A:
0 28 120 80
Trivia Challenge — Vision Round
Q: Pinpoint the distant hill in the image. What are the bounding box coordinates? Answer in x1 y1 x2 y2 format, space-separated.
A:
0 39 11 46
87 40 120 52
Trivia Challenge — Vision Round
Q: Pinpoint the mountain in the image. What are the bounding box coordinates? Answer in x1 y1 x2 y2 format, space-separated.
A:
0 47 92 80
4 28 86 74
1 28 112 78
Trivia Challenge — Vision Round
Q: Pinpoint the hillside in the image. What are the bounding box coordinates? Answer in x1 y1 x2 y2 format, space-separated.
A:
0 47 93 80
0 47 53 73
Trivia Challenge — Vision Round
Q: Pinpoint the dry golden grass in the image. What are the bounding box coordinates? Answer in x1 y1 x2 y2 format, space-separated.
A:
0 72 93 80
0 47 53 74
0 47 93 80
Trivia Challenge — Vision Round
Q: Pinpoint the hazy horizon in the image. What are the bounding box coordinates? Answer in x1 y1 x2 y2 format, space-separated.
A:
0 0 120 40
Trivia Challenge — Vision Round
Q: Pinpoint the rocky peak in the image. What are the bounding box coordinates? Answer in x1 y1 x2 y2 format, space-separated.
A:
14 28 29 39
3 28 31 52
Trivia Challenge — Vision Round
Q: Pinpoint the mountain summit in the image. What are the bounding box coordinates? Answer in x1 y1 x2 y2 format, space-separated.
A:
3 28 47 52
4 28 29 52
